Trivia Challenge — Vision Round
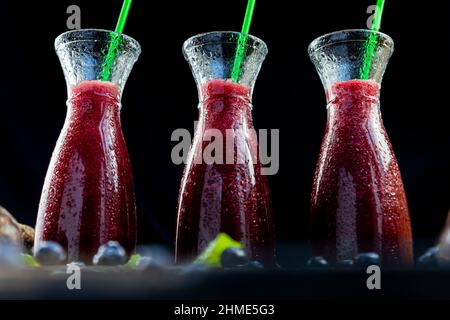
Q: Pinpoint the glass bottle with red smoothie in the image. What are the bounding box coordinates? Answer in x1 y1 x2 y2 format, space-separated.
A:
308 30 413 266
176 32 275 265
35 30 141 262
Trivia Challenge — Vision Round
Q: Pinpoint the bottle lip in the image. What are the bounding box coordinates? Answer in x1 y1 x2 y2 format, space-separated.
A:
308 29 394 56
182 31 268 57
54 28 141 55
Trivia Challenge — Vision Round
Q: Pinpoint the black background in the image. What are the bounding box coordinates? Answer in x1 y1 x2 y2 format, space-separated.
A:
0 0 448 258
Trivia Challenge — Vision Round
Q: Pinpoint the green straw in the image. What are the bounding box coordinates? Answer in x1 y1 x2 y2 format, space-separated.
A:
231 0 256 83
360 0 386 80
101 0 133 81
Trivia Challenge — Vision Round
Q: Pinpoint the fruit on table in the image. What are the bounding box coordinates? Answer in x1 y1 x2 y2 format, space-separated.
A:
354 253 381 268
0 207 21 246
136 245 173 266
194 233 242 267
34 241 67 265
418 247 439 268
93 241 128 266
0 239 22 267
125 254 141 268
18 223 34 253
245 261 264 269
220 247 250 268
336 259 355 268
307 256 329 268
21 254 40 267
67 261 85 269
0 206 35 252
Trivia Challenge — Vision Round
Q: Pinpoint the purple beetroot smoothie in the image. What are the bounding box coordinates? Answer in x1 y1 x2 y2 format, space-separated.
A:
35 80 136 263
175 79 275 265
310 79 413 267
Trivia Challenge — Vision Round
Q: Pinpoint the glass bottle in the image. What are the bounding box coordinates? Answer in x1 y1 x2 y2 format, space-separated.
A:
176 31 275 266
35 29 141 263
308 29 413 266
437 211 450 264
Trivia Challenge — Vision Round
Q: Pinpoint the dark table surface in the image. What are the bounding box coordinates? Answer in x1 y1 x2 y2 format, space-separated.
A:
1 266 449 300
0 240 445 300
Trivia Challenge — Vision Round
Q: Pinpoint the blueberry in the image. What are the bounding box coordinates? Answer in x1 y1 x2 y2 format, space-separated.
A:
417 247 439 268
135 256 163 271
307 256 328 268
336 259 355 268
354 252 381 268
67 261 85 268
135 256 153 268
34 241 66 265
136 245 172 266
0 239 22 267
220 247 249 268
245 261 264 269
93 241 128 266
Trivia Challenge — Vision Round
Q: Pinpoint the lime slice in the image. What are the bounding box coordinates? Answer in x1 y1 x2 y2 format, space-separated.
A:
194 233 242 267
21 254 40 268
125 254 141 268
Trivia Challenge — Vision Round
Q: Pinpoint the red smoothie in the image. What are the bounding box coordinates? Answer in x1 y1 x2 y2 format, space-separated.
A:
175 79 275 265
35 80 136 263
310 79 413 266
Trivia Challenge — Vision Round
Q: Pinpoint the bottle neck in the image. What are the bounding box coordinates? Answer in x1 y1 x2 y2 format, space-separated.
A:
67 80 122 122
198 78 252 102
325 79 381 124
326 79 380 103
309 30 393 92
68 80 120 103
197 79 254 129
